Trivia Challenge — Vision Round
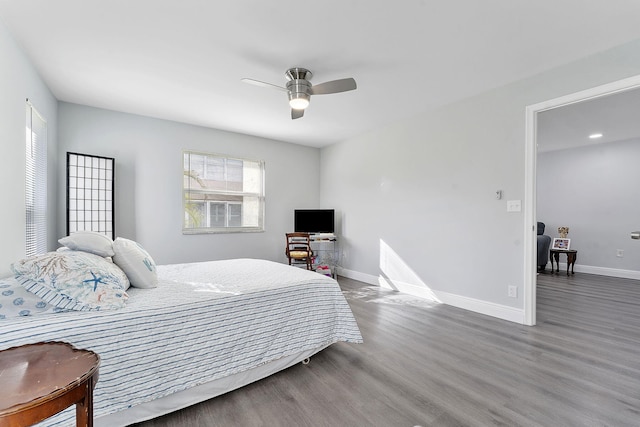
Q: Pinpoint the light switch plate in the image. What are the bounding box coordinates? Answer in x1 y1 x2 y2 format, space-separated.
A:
507 200 521 212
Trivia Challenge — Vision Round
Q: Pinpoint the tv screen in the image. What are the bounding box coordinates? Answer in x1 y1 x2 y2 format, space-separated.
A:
294 209 335 233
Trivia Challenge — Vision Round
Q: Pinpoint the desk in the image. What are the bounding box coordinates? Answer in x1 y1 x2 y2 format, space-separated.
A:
0 342 100 427
550 249 578 276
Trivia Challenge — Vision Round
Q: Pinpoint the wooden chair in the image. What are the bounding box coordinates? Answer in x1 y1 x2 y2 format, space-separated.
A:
285 232 314 270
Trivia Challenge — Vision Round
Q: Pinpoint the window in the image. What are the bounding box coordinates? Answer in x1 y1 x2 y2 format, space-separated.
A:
25 100 47 257
183 151 264 233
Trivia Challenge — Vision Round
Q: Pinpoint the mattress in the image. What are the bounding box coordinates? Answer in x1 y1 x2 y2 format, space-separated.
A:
0 258 363 426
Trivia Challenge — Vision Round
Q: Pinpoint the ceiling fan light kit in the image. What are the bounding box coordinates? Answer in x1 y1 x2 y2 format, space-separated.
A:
242 67 357 119
286 70 312 110
289 95 310 110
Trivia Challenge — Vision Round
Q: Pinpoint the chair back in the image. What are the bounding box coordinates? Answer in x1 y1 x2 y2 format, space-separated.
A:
285 232 314 270
286 232 312 256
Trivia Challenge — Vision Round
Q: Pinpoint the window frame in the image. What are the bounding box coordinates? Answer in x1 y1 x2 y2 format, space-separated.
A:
183 150 265 234
25 100 47 257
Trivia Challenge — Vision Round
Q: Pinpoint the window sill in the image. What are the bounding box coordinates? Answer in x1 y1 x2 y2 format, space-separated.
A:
182 227 265 235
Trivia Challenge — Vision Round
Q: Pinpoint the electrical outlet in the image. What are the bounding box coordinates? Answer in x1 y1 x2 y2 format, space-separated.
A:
617 249 624 258
508 286 517 298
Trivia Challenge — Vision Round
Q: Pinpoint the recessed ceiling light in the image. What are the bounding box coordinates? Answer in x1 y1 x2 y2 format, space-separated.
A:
589 133 603 139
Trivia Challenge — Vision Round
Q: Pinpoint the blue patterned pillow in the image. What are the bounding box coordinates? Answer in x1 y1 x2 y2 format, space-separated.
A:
11 251 130 311
0 277 59 319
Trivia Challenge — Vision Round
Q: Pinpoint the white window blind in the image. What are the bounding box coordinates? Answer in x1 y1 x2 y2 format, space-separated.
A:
183 151 265 233
25 100 47 257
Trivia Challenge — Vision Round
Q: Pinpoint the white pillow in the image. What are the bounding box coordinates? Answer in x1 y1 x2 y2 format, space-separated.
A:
59 231 115 257
112 237 158 289
11 251 129 311
57 246 113 262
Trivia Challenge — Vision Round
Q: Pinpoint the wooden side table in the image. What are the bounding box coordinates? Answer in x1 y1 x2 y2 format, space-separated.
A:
0 342 100 427
550 249 578 276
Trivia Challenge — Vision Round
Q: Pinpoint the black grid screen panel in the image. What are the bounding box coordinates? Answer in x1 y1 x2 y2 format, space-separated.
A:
67 152 115 239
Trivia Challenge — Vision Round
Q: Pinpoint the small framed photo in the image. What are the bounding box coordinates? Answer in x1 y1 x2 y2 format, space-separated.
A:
552 238 571 250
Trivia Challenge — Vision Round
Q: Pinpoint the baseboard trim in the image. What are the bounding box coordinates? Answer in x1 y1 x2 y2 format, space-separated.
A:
337 267 525 324
435 291 524 324
337 268 378 285
377 277 442 303
549 263 640 280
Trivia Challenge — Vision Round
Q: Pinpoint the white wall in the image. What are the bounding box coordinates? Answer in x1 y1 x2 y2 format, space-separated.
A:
321 38 640 323
57 103 320 265
0 19 57 276
538 138 640 274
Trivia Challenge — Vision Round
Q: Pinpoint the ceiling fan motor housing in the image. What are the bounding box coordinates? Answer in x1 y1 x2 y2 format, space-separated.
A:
286 68 313 109
286 80 311 108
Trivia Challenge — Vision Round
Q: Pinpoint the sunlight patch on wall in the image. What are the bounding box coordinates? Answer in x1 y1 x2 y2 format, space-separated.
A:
379 239 441 303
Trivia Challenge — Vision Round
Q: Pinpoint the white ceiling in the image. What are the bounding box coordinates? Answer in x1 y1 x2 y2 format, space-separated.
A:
3 1 640 148
538 86 640 152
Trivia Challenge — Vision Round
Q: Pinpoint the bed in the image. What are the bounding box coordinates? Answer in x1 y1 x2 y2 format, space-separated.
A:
0 254 363 426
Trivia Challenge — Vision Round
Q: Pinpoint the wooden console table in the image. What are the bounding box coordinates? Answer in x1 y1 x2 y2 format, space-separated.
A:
0 341 100 427
550 249 578 276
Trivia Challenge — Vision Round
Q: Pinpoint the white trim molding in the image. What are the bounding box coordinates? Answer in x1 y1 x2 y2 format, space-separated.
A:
549 263 640 281
337 267 378 285
337 267 526 324
435 291 525 324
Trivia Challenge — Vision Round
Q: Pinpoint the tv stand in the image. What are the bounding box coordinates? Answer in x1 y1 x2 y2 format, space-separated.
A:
309 234 338 277
309 233 337 241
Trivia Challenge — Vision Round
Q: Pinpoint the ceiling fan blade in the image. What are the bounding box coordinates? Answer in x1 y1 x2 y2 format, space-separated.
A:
291 108 304 120
241 78 287 92
310 78 357 95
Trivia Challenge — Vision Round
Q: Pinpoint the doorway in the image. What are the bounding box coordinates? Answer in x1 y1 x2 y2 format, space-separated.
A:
524 74 640 326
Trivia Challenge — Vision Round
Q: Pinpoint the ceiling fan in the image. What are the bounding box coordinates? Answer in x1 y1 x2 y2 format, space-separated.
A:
241 67 357 119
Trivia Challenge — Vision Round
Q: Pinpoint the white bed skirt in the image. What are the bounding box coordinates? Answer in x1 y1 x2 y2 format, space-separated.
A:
96 345 328 426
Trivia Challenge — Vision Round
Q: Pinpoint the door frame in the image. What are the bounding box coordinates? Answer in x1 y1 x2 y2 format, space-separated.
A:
524 74 640 326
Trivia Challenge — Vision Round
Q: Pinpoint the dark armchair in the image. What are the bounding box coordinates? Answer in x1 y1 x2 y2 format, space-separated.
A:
537 222 552 271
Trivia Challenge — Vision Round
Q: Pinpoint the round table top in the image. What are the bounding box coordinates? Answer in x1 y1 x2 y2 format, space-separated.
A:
550 248 577 253
0 341 100 416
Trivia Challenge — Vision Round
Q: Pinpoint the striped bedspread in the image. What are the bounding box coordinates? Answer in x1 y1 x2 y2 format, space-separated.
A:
0 259 363 426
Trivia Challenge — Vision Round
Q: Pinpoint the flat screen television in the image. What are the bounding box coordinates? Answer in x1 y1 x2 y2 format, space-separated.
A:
294 209 335 233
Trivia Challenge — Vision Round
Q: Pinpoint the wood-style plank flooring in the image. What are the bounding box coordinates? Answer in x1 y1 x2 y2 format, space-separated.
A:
132 272 640 426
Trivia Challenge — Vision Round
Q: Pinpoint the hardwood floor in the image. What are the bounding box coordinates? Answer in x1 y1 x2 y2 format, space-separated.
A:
132 273 640 427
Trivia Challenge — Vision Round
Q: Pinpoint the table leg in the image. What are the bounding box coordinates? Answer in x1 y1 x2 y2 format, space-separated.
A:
567 253 576 275
76 376 95 427
553 252 560 274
